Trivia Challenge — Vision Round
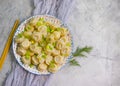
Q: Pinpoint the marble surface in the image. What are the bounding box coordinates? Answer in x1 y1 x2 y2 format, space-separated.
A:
0 0 120 86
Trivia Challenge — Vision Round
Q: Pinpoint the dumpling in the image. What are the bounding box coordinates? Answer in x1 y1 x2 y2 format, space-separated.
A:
54 56 65 64
59 37 69 43
38 63 47 72
30 18 39 26
26 50 34 56
32 31 42 42
49 34 55 42
60 28 68 37
15 33 24 43
30 44 41 54
48 63 59 73
31 56 39 65
56 40 65 50
46 43 54 53
17 47 26 56
52 49 60 56
38 25 47 37
53 31 61 40
37 25 47 32
45 55 53 65
21 56 31 65
29 43 37 51
48 23 56 31
15 37 24 43
23 31 32 38
60 47 71 57
37 54 45 64
20 39 31 49
25 24 34 32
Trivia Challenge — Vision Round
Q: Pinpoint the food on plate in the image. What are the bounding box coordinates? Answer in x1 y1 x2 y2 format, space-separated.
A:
15 17 71 73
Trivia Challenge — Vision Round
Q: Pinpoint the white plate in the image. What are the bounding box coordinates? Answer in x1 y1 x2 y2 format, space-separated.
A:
12 15 73 75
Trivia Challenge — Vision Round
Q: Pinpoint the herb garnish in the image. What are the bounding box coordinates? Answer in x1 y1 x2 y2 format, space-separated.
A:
69 46 92 66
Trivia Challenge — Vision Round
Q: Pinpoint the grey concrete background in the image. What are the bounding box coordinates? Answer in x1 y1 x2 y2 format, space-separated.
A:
0 0 120 86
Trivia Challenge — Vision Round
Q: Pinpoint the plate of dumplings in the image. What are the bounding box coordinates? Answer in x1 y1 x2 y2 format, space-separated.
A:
13 15 73 75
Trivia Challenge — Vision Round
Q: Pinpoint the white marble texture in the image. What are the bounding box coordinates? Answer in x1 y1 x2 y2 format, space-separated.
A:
0 0 120 86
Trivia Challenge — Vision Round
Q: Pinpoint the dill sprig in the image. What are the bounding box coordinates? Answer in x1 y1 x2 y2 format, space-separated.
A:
72 46 93 57
69 59 80 66
69 46 92 66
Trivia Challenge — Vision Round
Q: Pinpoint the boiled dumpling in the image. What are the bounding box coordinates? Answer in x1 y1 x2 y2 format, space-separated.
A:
37 54 45 64
46 43 54 53
25 24 34 32
30 18 39 26
21 56 31 65
29 44 36 51
15 37 24 43
56 40 65 50
53 31 61 40
38 63 47 72
38 25 47 37
45 55 53 65
31 56 39 65
48 63 59 73
20 39 31 49
30 44 41 54
60 28 68 37
38 25 47 31
15 33 24 43
59 37 69 43
26 50 34 56
17 47 26 56
52 49 60 56
49 34 55 42
54 56 65 64
60 47 71 57
32 31 42 42
23 31 32 38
